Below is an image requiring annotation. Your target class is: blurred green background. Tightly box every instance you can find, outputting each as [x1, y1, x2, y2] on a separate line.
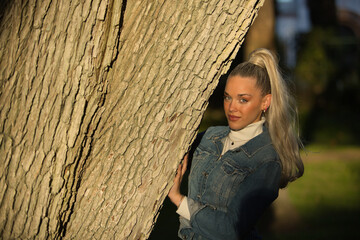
[150, 0, 360, 239]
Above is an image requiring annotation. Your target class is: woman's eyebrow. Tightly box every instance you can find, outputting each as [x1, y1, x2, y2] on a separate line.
[224, 91, 252, 97]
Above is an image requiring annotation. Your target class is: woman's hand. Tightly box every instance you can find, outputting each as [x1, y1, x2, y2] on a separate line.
[168, 154, 188, 207]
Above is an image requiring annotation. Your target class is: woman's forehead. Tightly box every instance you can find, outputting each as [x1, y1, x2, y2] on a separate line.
[225, 76, 260, 94]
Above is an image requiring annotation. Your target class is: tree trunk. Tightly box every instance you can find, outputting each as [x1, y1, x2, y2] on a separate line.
[0, 0, 264, 239]
[243, 0, 275, 58]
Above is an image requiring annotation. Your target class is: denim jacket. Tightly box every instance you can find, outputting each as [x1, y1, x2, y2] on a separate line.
[179, 125, 281, 240]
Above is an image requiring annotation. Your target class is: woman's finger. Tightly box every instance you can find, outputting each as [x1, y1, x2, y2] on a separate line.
[181, 154, 188, 175]
[174, 164, 182, 181]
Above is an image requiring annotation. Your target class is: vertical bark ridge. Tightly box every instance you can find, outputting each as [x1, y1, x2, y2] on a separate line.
[0, 0, 125, 238]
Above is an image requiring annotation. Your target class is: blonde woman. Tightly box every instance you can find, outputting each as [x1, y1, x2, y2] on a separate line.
[168, 48, 304, 240]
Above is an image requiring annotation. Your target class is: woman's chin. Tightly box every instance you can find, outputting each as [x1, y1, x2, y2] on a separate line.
[228, 124, 243, 131]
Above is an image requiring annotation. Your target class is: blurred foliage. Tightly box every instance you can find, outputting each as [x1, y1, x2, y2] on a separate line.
[295, 27, 336, 98]
[295, 25, 360, 146]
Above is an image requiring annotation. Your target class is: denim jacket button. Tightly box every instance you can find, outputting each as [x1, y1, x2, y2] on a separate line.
[202, 172, 208, 177]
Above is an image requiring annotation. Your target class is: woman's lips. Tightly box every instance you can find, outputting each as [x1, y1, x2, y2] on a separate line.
[228, 115, 240, 121]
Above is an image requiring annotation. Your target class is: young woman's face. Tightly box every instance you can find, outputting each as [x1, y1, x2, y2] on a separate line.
[224, 75, 271, 131]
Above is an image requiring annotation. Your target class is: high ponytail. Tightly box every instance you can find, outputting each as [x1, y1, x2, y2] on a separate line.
[230, 48, 304, 188]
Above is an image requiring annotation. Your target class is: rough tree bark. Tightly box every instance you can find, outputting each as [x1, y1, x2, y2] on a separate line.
[0, 0, 265, 239]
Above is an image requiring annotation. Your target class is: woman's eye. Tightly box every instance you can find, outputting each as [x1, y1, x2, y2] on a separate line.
[223, 95, 231, 101]
[239, 98, 248, 103]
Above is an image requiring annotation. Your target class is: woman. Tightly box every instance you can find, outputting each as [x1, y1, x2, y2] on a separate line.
[168, 48, 304, 240]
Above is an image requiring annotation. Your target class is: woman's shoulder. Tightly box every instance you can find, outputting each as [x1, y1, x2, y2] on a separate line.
[241, 130, 280, 162]
[203, 126, 229, 137]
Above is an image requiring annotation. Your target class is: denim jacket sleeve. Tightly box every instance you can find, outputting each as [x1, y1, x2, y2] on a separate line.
[183, 160, 281, 240]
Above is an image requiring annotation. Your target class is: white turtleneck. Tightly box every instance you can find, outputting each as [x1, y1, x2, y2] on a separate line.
[176, 118, 266, 220]
[221, 118, 265, 155]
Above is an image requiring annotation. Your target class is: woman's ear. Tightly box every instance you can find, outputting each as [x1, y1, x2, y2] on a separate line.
[262, 94, 272, 110]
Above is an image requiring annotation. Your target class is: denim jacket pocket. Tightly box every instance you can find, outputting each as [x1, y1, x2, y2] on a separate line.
[189, 147, 212, 181]
[211, 160, 251, 207]
[191, 147, 210, 166]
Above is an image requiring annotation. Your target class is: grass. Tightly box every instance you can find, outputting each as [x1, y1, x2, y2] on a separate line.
[263, 145, 360, 240]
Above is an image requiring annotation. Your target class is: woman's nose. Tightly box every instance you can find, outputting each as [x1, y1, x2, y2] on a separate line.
[229, 101, 236, 112]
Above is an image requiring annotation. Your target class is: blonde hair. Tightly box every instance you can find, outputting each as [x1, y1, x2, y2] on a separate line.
[229, 48, 304, 188]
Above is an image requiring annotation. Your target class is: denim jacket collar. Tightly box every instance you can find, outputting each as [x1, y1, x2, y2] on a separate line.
[207, 125, 273, 157]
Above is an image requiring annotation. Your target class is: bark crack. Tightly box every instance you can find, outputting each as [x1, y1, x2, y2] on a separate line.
[57, 1, 129, 238]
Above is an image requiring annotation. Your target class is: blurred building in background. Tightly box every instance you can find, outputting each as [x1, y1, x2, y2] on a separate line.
[336, 0, 360, 33]
[276, 0, 311, 68]
[276, 0, 360, 68]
